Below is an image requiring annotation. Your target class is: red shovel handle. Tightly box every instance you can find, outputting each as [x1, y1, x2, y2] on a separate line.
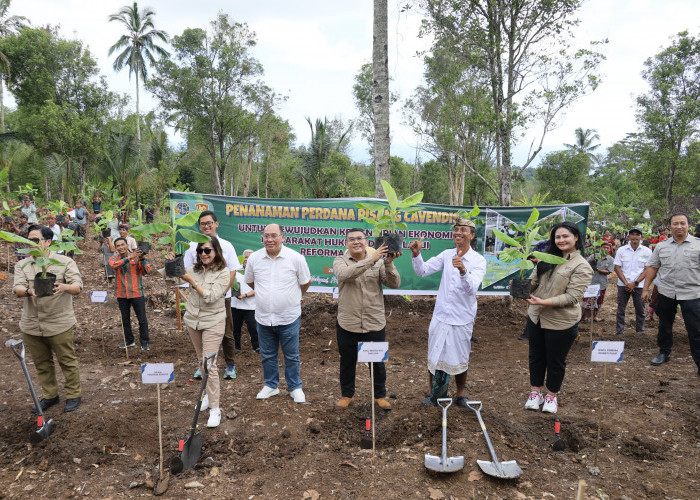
[37, 416, 43, 427]
[554, 419, 561, 434]
[365, 418, 371, 431]
[178, 438, 184, 451]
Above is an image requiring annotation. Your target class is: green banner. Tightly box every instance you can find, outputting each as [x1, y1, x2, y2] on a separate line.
[170, 191, 589, 295]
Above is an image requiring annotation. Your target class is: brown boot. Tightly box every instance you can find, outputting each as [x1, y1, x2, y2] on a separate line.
[375, 398, 392, 411]
[335, 396, 352, 408]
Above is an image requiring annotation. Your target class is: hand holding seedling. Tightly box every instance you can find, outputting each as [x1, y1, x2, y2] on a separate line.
[385, 251, 401, 264]
[372, 243, 389, 263]
[409, 237, 423, 257]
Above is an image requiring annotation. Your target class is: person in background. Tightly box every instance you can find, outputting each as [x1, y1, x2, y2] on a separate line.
[232, 249, 259, 352]
[44, 214, 62, 242]
[20, 197, 37, 224]
[72, 200, 87, 238]
[118, 225, 137, 251]
[523, 222, 592, 414]
[177, 238, 231, 428]
[582, 241, 614, 322]
[92, 193, 102, 216]
[613, 227, 651, 335]
[245, 223, 311, 404]
[145, 204, 155, 223]
[100, 236, 116, 283]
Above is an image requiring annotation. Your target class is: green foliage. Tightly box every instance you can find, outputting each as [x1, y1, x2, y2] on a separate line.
[356, 180, 424, 237]
[535, 150, 591, 203]
[0, 229, 79, 278]
[132, 209, 209, 256]
[492, 208, 567, 279]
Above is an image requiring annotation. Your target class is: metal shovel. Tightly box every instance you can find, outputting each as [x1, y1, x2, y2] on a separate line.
[170, 352, 216, 474]
[466, 401, 522, 479]
[425, 398, 464, 473]
[6, 339, 55, 443]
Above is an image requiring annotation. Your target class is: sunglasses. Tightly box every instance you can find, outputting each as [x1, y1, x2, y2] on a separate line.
[196, 247, 214, 255]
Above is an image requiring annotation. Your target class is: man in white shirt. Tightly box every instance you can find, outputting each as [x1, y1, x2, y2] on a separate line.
[184, 210, 242, 380]
[245, 223, 311, 403]
[409, 217, 487, 408]
[118, 225, 137, 251]
[232, 249, 258, 352]
[45, 214, 62, 242]
[613, 227, 652, 335]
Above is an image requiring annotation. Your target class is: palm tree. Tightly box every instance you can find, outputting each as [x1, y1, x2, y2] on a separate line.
[564, 127, 601, 163]
[0, 0, 28, 132]
[108, 2, 169, 141]
[297, 118, 351, 198]
[98, 132, 146, 199]
[372, 0, 390, 196]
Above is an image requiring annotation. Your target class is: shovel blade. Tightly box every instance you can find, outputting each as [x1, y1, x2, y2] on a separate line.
[179, 432, 202, 472]
[29, 418, 54, 444]
[154, 472, 170, 496]
[476, 459, 522, 479]
[424, 454, 464, 473]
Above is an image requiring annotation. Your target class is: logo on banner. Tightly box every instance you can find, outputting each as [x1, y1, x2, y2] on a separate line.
[174, 201, 191, 215]
[195, 202, 210, 211]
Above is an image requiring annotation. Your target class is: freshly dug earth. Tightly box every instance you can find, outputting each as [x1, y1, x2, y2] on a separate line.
[0, 241, 699, 499]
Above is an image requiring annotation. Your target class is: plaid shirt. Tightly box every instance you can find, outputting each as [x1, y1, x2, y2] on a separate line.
[109, 253, 151, 299]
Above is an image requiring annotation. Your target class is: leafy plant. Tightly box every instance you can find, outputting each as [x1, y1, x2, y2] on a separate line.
[457, 205, 486, 227]
[492, 208, 567, 279]
[355, 180, 423, 237]
[0, 230, 80, 278]
[132, 210, 209, 256]
[92, 210, 115, 237]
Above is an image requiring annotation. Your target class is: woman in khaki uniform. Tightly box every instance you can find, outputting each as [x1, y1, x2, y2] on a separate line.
[523, 221, 593, 414]
[179, 238, 230, 428]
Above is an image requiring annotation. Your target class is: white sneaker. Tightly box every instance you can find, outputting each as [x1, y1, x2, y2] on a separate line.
[256, 385, 280, 399]
[289, 388, 306, 403]
[542, 394, 558, 414]
[524, 390, 544, 410]
[207, 408, 221, 428]
[197, 394, 209, 412]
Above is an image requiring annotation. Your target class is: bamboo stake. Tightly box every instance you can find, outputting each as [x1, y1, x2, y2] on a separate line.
[370, 362, 376, 455]
[157, 384, 164, 481]
[175, 287, 182, 331]
[593, 364, 608, 467]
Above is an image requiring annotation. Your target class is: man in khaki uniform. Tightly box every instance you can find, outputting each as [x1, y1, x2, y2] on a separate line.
[333, 228, 401, 410]
[13, 225, 83, 413]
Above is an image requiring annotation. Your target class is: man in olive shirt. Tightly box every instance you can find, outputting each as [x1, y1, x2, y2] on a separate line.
[641, 213, 700, 373]
[13, 225, 83, 412]
[333, 228, 401, 410]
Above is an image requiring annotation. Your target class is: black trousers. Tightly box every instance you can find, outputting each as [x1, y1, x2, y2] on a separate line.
[527, 317, 578, 393]
[616, 286, 646, 333]
[232, 308, 258, 350]
[656, 293, 700, 368]
[336, 323, 386, 398]
[118, 296, 149, 345]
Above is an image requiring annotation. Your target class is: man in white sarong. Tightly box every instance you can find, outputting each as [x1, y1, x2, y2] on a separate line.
[409, 217, 487, 408]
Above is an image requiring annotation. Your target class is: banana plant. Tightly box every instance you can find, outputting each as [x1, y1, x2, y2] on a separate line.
[355, 180, 424, 237]
[492, 208, 567, 279]
[0, 230, 80, 278]
[132, 210, 209, 256]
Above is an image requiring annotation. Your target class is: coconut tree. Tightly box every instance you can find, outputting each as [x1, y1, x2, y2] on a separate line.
[564, 127, 601, 164]
[372, 0, 390, 197]
[108, 2, 169, 141]
[0, 0, 28, 132]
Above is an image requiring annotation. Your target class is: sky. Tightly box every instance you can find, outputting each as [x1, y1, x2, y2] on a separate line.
[10, 0, 700, 167]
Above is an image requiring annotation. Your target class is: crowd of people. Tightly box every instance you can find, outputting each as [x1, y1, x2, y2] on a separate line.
[8, 201, 700, 432]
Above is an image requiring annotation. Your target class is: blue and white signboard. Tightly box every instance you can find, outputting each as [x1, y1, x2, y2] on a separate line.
[357, 342, 389, 363]
[591, 341, 624, 363]
[141, 363, 175, 384]
[90, 291, 108, 303]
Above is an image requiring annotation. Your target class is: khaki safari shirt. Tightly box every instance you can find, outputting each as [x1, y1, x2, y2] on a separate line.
[334, 248, 400, 333]
[528, 251, 593, 330]
[13, 251, 83, 336]
[646, 234, 700, 300]
[183, 266, 230, 331]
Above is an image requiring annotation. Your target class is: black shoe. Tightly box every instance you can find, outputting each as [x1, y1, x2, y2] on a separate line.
[31, 396, 59, 414]
[650, 353, 670, 366]
[64, 397, 82, 413]
[140, 343, 150, 351]
[454, 396, 469, 408]
[472, 337, 480, 344]
[254, 347, 261, 353]
[517, 333, 529, 341]
[118, 341, 136, 349]
[234, 343, 242, 350]
[421, 395, 437, 407]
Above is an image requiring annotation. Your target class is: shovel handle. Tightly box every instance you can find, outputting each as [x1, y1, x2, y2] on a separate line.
[6, 339, 24, 360]
[436, 398, 452, 410]
[202, 352, 217, 375]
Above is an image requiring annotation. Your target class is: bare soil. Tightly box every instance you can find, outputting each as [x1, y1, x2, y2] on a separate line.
[0, 240, 699, 499]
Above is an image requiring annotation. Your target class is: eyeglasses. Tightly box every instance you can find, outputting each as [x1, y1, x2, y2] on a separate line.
[196, 247, 214, 255]
[199, 221, 215, 228]
[347, 236, 365, 242]
[263, 233, 281, 240]
[28, 238, 42, 243]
